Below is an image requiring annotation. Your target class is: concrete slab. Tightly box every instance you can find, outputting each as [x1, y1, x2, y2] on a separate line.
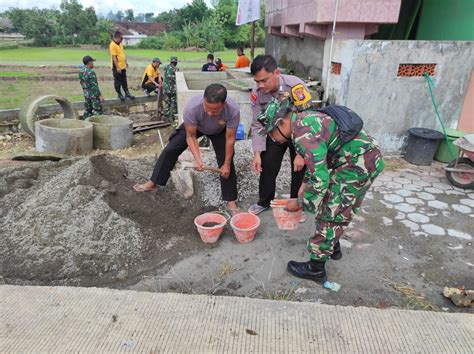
[1, 285, 473, 353]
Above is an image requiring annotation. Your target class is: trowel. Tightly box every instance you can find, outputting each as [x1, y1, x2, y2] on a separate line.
[171, 160, 221, 199]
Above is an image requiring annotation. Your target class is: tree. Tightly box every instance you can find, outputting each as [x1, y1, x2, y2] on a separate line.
[96, 18, 114, 46]
[125, 9, 134, 22]
[116, 10, 124, 21]
[144, 13, 154, 22]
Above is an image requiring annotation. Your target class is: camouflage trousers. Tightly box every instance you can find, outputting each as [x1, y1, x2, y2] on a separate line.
[308, 148, 384, 261]
[83, 96, 102, 119]
[162, 93, 177, 123]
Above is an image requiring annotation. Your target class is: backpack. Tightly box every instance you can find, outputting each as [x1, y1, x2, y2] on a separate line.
[317, 105, 363, 144]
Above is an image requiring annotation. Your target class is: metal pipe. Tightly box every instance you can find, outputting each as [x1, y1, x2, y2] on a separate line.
[324, 0, 340, 103]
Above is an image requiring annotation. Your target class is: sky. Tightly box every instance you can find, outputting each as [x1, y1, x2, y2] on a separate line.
[0, 0, 215, 16]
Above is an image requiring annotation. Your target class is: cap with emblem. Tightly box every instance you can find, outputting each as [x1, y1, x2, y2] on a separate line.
[257, 95, 292, 136]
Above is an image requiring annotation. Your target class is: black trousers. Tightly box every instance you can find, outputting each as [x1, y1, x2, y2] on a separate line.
[150, 124, 238, 201]
[142, 82, 158, 93]
[112, 68, 129, 94]
[258, 136, 306, 208]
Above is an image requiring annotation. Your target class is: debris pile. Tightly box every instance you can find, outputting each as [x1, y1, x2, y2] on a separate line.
[0, 154, 209, 286]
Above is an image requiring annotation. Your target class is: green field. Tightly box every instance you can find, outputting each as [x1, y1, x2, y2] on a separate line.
[0, 47, 263, 68]
[0, 47, 263, 109]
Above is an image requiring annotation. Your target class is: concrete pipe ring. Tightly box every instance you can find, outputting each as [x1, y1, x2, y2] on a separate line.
[20, 94, 79, 137]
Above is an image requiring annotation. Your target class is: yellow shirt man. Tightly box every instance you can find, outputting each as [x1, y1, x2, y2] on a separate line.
[142, 64, 160, 85]
[109, 40, 126, 70]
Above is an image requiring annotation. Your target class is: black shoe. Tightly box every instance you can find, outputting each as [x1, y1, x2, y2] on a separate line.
[331, 241, 343, 260]
[287, 259, 327, 283]
[125, 90, 135, 99]
[118, 93, 126, 101]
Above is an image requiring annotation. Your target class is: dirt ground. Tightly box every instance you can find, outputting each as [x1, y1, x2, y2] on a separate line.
[0, 134, 472, 313]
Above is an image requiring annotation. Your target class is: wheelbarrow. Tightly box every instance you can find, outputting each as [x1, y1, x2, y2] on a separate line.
[444, 134, 474, 189]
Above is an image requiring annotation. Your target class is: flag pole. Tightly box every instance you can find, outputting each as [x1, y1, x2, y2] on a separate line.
[250, 21, 256, 61]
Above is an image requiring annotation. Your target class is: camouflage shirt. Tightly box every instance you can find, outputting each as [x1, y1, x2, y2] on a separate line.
[163, 64, 177, 94]
[79, 66, 101, 98]
[292, 111, 381, 213]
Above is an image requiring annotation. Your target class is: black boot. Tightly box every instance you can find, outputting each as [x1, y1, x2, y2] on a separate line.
[330, 241, 343, 260]
[287, 259, 327, 283]
[117, 92, 126, 101]
[125, 90, 135, 99]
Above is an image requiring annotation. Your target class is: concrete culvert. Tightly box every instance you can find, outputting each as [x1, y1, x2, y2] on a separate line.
[35, 118, 93, 155]
[89, 115, 133, 150]
[20, 94, 79, 137]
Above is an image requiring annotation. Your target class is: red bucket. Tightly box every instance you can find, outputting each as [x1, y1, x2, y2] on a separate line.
[194, 212, 228, 244]
[230, 212, 260, 244]
[272, 207, 301, 230]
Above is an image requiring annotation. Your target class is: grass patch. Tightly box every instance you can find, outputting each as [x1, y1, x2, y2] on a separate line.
[0, 47, 263, 68]
[392, 283, 439, 311]
[262, 287, 298, 301]
[217, 262, 238, 279]
[0, 71, 36, 77]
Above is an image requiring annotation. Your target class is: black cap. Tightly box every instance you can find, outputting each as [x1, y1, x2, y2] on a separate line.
[82, 55, 95, 65]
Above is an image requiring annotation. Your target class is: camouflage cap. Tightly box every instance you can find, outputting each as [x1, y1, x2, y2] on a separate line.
[170, 56, 178, 62]
[257, 95, 292, 136]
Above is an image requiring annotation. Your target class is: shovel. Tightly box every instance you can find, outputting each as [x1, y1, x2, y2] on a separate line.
[171, 160, 221, 199]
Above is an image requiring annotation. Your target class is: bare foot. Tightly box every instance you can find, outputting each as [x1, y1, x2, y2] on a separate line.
[133, 181, 156, 192]
[227, 201, 241, 215]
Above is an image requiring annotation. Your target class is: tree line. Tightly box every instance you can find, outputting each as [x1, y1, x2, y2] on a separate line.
[1, 0, 265, 51]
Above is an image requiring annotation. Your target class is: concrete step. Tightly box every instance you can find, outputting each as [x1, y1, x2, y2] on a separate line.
[1, 285, 473, 352]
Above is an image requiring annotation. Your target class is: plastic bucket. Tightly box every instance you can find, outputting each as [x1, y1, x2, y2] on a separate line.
[272, 207, 302, 230]
[194, 213, 227, 244]
[434, 128, 466, 163]
[230, 213, 260, 244]
[404, 128, 444, 166]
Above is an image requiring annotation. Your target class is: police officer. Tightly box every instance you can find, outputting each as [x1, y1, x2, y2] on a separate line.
[257, 95, 384, 283]
[162, 56, 178, 122]
[248, 55, 309, 218]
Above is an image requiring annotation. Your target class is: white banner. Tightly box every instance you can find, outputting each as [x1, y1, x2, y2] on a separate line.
[236, 0, 261, 26]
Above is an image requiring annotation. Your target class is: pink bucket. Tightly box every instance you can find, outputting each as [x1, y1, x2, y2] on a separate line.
[194, 213, 228, 244]
[272, 207, 301, 230]
[230, 212, 260, 244]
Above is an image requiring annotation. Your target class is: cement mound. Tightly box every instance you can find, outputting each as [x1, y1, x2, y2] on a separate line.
[0, 155, 210, 286]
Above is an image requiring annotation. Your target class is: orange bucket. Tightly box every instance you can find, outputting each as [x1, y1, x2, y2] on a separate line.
[194, 212, 228, 244]
[272, 207, 301, 230]
[230, 212, 260, 244]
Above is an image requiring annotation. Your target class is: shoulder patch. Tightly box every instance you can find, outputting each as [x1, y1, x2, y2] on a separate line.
[250, 92, 257, 106]
[291, 84, 312, 111]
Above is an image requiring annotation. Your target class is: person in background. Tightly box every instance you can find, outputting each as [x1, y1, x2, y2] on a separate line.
[133, 84, 241, 214]
[202, 53, 219, 72]
[234, 47, 250, 68]
[248, 55, 307, 221]
[216, 58, 228, 71]
[162, 56, 179, 123]
[257, 96, 384, 283]
[109, 31, 135, 101]
[79, 55, 103, 120]
[142, 58, 162, 96]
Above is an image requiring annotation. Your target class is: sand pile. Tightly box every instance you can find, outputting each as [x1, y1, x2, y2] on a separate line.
[198, 139, 292, 206]
[0, 155, 209, 286]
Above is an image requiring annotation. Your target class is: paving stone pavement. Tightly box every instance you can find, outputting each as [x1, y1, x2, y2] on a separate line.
[370, 163, 473, 241]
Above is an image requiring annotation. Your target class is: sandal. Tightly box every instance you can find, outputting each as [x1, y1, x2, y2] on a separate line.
[299, 212, 307, 223]
[133, 183, 156, 192]
[248, 203, 269, 215]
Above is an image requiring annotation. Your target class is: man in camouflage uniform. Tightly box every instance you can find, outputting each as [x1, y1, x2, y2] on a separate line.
[79, 55, 103, 119]
[257, 96, 384, 283]
[162, 56, 178, 123]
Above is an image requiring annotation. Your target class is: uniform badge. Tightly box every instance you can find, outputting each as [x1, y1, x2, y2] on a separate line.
[250, 92, 257, 106]
[291, 84, 312, 111]
[217, 119, 225, 126]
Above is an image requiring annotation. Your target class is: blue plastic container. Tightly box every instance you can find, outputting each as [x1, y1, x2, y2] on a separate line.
[236, 122, 245, 140]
